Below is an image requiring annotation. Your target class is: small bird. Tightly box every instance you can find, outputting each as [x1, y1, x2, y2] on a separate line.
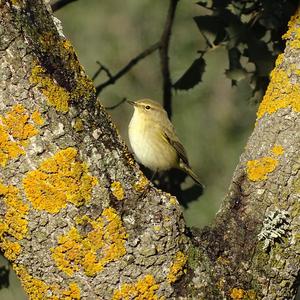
[128, 99, 202, 185]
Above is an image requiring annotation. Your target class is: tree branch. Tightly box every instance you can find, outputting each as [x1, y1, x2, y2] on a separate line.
[92, 61, 113, 81]
[1, 1, 300, 299]
[159, 0, 179, 118]
[95, 42, 160, 96]
[104, 97, 127, 110]
[51, 0, 77, 12]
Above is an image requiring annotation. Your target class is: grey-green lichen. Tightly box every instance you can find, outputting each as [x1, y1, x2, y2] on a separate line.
[258, 209, 290, 251]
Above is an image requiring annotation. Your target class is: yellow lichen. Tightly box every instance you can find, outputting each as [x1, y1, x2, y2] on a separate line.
[110, 181, 125, 201]
[230, 288, 245, 300]
[1, 239, 21, 261]
[246, 290, 257, 300]
[134, 175, 149, 192]
[31, 110, 45, 126]
[14, 265, 81, 300]
[73, 118, 84, 132]
[0, 105, 39, 166]
[257, 11, 300, 120]
[257, 68, 300, 119]
[0, 183, 29, 261]
[167, 251, 188, 283]
[0, 183, 29, 240]
[51, 207, 127, 276]
[217, 256, 230, 265]
[246, 157, 278, 181]
[275, 53, 284, 67]
[11, 0, 21, 5]
[23, 148, 98, 213]
[14, 265, 49, 300]
[283, 13, 300, 48]
[169, 197, 177, 205]
[30, 65, 70, 113]
[271, 145, 284, 156]
[282, 13, 300, 41]
[38, 34, 95, 102]
[61, 40, 96, 100]
[230, 288, 256, 300]
[112, 274, 161, 300]
[61, 282, 81, 300]
[30, 38, 96, 110]
[246, 145, 284, 182]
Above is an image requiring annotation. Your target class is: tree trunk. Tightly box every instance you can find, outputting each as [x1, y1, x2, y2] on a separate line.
[0, 1, 299, 299]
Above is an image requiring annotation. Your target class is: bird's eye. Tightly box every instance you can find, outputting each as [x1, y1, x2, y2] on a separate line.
[145, 105, 151, 110]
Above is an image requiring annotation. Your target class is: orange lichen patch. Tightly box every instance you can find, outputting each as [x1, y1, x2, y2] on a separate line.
[282, 12, 300, 47]
[0, 124, 24, 166]
[1, 239, 21, 261]
[112, 274, 161, 300]
[23, 148, 98, 213]
[31, 110, 45, 126]
[14, 265, 49, 300]
[271, 145, 284, 156]
[246, 157, 278, 182]
[169, 197, 177, 205]
[134, 175, 149, 192]
[11, 0, 21, 5]
[30, 65, 70, 113]
[110, 181, 125, 201]
[229, 288, 256, 300]
[230, 288, 244, 300]
[0, 182, 29, 240]
[61, 282, 81, 300]
[275, 53, 284, 67]
[51, 207, 127, 276]
[73, 118, 84, 132]
[167, 251, 188, 283]
[257, 68, 300, 119]
[51, 227, 82, 276]
[282, 13, 300, 41]
[0, 105, 39, 166]
[257, 11, 300, 120]
[60, 40, 96, 100]
[38, 34, 95, 102]
[217, 256, 230, 266]
[0, 182, 29, 261]
[14, 264, 81, 300]
[1, 104, 38, 140]
[246, 144, 284, 182]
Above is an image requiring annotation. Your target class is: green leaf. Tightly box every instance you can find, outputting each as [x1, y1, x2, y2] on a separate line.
[225, 47, 247, 85]
[173, 57, 206, 91]
[194, 15, 226, 45]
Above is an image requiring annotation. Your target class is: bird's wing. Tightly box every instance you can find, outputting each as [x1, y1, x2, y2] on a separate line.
[163, 129, 189, 166]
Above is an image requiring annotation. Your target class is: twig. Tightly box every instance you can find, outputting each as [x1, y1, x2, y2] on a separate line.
[159, 0, 179, 118]
[51, 0, 77, 12]
[95, 42, 161, 96]
[104, 98, 127, 110]
[92, 61, 113, 81]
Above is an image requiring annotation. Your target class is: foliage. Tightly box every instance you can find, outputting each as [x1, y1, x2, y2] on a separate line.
[174, 0, 298, 101]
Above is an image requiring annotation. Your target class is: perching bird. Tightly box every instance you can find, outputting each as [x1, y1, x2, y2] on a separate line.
[128, 99, 202, 185]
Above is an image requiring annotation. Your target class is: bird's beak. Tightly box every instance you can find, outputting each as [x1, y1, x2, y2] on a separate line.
[127, 100, 136, 106]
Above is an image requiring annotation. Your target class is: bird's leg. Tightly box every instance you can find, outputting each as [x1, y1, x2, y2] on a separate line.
[149, 170, 158, 182]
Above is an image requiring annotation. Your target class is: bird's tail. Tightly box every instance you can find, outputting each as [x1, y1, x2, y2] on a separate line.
[180, 163, 205, 188]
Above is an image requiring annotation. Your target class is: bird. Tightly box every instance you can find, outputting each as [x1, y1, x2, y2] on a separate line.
[128, 98, 202, 185]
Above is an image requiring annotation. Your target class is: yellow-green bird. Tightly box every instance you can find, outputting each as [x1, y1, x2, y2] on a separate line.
[128, 99, 202, 185]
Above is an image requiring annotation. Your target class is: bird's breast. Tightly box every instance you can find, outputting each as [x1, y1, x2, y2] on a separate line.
[128, 116, 177, 171]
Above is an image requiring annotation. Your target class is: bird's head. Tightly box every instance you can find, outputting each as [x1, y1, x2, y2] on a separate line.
[128, 99, 167, 122]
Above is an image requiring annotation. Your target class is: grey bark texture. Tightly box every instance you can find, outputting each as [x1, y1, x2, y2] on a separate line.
[0, 1, 299, 300]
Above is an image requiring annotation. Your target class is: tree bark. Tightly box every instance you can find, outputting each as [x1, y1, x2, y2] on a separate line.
[0, 1, 299, 300]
